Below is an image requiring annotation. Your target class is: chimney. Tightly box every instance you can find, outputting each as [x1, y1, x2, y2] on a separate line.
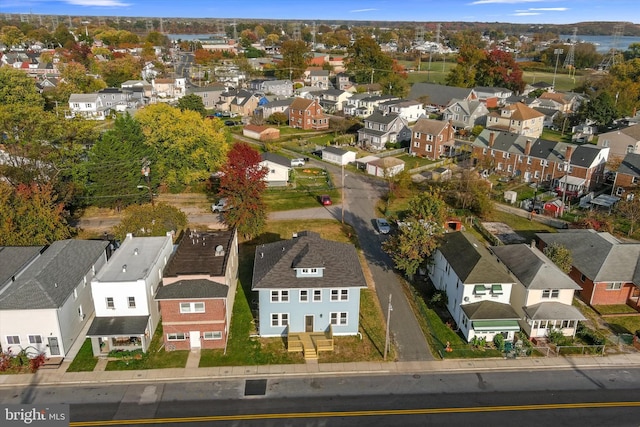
[525, 139, 532, 156]
[565, 145, 573, 162]
[489, 132, 495, 147]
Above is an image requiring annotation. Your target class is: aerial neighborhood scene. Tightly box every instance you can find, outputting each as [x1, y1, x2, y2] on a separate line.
[1, 0, 640, 424]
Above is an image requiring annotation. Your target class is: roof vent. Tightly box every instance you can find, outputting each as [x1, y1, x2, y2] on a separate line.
[260, 252, 264, 258]
[122, 264, 127, 272]
[215, 245, 225, 256]
[134, 248, 139, 255]
[54, 283, 58, 288]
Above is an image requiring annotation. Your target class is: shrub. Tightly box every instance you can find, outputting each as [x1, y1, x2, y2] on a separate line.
[576, 323, 605, 345]
[493, 334, 505, 351]
[430, 290, 448, 307]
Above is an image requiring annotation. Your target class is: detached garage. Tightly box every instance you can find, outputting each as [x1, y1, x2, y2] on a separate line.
[366, 157, 405, 177]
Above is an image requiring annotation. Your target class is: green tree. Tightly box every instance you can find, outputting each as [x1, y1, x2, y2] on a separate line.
[276, 40, 309, 80]
[113, 203, 187, 241]
[382, 191, 447, 277]
[217, 142, 268, 239]
[136, 104, 230, 190]
[0, 67, 44, 107]
[0, 25, 26, 48]
[99, 55, 143, 87]
[0, 182, 73, 245]
[267, 112, 288, 126]
[177, 93, 207, 117]
[347, 36, 394, 84]
[543, 242, 573, 274]
[579, 92, 618, 130]
[445, 43, 486, 88]
[616, 193, 640, 236]
[87, 114, 154, 208]
[145, 31, 169, 46]
[446, 169, 494, 217]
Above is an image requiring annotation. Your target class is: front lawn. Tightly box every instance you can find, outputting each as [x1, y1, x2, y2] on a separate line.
[66, 339, 98, 372]
[104, 324, 189, 371]
[594, 304, 638, 315]
[603, 316, 640, 336]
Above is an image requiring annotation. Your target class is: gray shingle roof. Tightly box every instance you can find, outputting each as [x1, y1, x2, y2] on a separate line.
[407, 83, 474, 106]
[536, 230, 640, 283]
[86, 315, 149, 336]
[461, 300, 520, 320]
[252, 231, 366, 290]
[437, 232, 513, 285]
[618, 152, 640, 177]
[523, 301, 585, 321]
[323, 146, 348, 156]
[155, 279, 229, 300]
[0, 240, 108, 310]
[491, 244, 581, 290]
[365, 111, 400, 125]
[0, 246, 45, 289]
[261, 152, 291, 168]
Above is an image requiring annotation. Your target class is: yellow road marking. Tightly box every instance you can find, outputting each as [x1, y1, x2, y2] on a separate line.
[70, 401, 640, 426]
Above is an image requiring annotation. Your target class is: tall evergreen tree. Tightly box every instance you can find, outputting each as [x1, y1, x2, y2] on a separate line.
[87, 114, 154, 208]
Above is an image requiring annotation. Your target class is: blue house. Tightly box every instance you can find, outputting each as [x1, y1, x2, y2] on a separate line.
[251, 231, 366, 358]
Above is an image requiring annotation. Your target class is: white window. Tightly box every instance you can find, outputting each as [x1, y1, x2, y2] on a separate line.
[413, 141, 420, 148]
[313, 290, 322, 302]
[167, 333, 186, 341]
[6, 336, 20, 345]
[106, 297, 115, 309]
[426, 144, 432, 152]
[180, 302, 205, 313]
[414, 132, 421, 138]
[542, 289, 560, 298]
[300, 290, 309, 302]
[271, 313, 289, 327]
[28, 335, 42, 344]
[497, 163, 503, 170]
[330, 312, 348, 325]
[483, 148, 487, 155]
[331, 289, 349, 301]
[507, 165, 513, 172]
[491, 150, 495, 157]
[203, 331, 222, 340]
[73, 288, 78, 300]
[540, 159, 548, 167]
[534, 171, 540, 179]
[527, 157, 532, 165]
[427, 134, 434, 142]
[616, 187, 624, 196]
[301, 268, 318, 274]
[128, 297, 136, 309]
[606, 282, 622, 290]
[271, 290, 289, 302]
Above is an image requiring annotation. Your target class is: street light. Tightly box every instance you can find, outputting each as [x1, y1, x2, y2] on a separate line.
[552, 48, 563, 89]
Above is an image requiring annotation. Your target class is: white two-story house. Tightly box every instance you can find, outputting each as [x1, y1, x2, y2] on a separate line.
[86, 233, 173, 356]
[429, 232, 520, 342]
[67, 93, 110, 120]
[491, 244, 585, 339]
[357, 111, 410, 151]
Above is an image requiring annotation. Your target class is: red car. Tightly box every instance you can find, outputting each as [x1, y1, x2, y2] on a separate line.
[319, 195, 332, 206]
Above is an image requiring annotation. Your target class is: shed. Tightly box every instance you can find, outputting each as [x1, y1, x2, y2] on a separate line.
[366, 157, 405, 177]
[504, 190, 517, 204]
[242, 125, 280, 141]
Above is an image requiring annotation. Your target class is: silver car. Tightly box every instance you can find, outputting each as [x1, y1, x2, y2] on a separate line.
[375, 218, 391, 234]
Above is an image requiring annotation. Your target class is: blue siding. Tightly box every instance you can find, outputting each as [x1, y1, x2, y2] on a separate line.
[257, 288, 361, 337]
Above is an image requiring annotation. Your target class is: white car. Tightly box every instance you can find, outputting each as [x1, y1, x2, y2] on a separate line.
[375, 218, 391, 234]
[291, 158, 306, 167]
[211, 198, 231, 213]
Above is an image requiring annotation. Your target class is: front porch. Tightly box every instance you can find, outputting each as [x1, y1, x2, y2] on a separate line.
[287, 327, 334, 360]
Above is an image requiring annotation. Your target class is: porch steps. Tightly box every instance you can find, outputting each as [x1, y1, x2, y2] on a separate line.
[300, 334, 318, 360]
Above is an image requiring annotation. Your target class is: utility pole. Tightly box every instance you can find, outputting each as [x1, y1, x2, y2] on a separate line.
[552, 48, 563, 89]
[384, 294, 393, 361]
[140, 161, 154, 207]
[341, 163, 345, 224]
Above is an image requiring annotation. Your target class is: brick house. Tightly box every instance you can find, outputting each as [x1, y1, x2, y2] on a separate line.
[472, 130, 609, 194]
[536, 230, 640, 308]
[613, 152, 640, 200]
[288, 97, 329, 130]
[154, 229, 238, 351]
[409, 118, 456, 160]
[486, 102, 545, 138]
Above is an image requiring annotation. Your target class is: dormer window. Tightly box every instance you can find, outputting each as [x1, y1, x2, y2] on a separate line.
[301, 268, 318, 274]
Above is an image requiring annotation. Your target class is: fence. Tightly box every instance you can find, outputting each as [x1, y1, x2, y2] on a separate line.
[555, 345, 606, 356]
[472, 217, 503, 246]
[377, 148, 408, 158]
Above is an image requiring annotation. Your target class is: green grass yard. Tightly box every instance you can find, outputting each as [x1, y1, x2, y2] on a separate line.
[66, 339, 98, 372]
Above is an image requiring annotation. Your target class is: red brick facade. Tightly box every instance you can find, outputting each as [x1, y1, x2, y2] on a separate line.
[159, 298, 227, 350]
[288, 98, 329, 130]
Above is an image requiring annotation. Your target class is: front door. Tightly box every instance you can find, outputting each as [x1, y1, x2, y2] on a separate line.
[524, 171, 531, 183]
[189, 331, 201, 349]
[305, 315, 314, 333]
[48, 337, 60, 356]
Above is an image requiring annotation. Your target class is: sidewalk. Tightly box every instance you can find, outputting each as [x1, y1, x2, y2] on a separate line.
[1, 352, 639, 388]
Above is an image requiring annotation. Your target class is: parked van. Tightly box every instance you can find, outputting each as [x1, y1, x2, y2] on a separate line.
[211, 198, 231, 213]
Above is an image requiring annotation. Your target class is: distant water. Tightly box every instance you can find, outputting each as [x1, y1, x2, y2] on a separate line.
[559, 35, 640, 53]
[168, 34, 221, 41]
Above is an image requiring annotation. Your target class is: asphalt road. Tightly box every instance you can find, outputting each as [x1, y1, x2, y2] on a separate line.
[4, 368, 639, 426]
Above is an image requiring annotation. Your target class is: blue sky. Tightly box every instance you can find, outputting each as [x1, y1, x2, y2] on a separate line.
[0, 0, 637, 24]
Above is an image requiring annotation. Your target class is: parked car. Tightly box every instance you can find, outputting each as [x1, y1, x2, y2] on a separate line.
[211, 198, 231, 212]
[319, 195, 332, 206]
[311, 150, 323, 157]
[224, 120, 236, 126]
[375, 218, 391, 234]
[291, 158, 306, 167]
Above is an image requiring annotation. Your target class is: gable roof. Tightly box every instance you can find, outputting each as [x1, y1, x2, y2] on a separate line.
[155, 279, 229, 300]
[261, 152, 291, 168]
[323, 146, 349, 156]
[365, 111, 401, 125]
[252, 231, 366, 290]
[491, 244, 580, 290]
[290, 97, 314, 110]
[437, 232, 513, 285]
[570, 144, 606, 168]
[499, 102, 545, 121]
[0, 246, 45, 289]
[618, 152, 640, 177]
[536, 230, 640, 283]
[412, 117, 450, 134]
[0, 240, 108, 310]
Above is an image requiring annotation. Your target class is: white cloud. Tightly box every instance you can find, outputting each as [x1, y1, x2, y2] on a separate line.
[512, 12, 541, 15]
[65, 0, 131, 7]
[529, 7, 568, 11]
[470, 0, 542, 4]
[350, 8, 379, 13]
